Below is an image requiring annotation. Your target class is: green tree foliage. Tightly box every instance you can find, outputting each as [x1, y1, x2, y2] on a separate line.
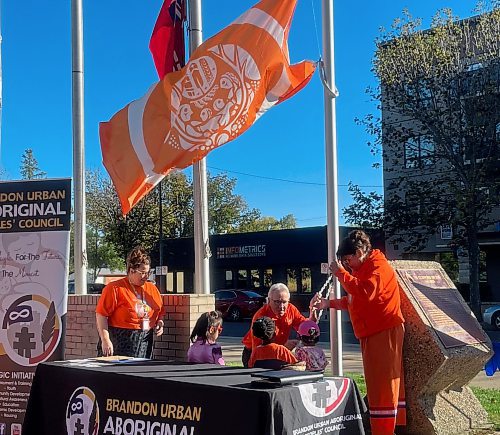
[86, 169, 159, 260]
[20, 148, 46, 179]
[86, 169, 296, 259]
[87, 227, 124, 281]
[343, 182, 384, 229]
[159, 171, 194, 238]
[208, 173, 264, 234]
[361, 5, 499, 317]
[237, 214, 297, 232]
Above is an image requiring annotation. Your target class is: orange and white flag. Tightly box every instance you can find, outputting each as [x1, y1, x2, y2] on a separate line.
[100, 0, 316, 214]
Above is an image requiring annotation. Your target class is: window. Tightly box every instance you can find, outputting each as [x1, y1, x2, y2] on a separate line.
[301, 268, 312, 293]
[405, 194, 434, 223]
[176, 272, 184, 293]
[166, 272, 174, 292]
[225, 270, 233, 289]
[237, 270, 247, 288]
[496, 122, 500, 142]
[403, 82, 433, 109]
[465, 62, 483, 72]
[251, 270, 260, 289]
[286, 269, 298, 293]
[263, 269, 272, 289]
[404, 136, 435, 168]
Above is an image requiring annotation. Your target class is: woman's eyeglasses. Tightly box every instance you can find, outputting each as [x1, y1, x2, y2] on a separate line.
[133, 269, 153, 277]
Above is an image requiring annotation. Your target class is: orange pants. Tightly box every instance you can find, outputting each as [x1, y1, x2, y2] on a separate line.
[360, 324, 406, 435]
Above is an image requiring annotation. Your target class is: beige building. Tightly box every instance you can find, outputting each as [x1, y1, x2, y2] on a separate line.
[379, 14, 500, 303]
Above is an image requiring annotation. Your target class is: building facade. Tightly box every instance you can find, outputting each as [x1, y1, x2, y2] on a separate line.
[153, 226, 383, 311]
[380, 14, 500, 303]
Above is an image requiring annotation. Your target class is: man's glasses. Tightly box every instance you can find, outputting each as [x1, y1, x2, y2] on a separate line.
[272, 299, 289, 306]
[133, 269, 153, 277]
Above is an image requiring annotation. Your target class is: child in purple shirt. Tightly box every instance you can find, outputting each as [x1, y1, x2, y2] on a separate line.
[294, 320, 328, 371]
[187, 311, 225, 365]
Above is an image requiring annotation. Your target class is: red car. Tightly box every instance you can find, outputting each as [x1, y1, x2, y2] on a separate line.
[215, 290, 266, 321]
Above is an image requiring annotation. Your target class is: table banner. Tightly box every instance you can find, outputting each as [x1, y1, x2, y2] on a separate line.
[24, 362, 366, 435]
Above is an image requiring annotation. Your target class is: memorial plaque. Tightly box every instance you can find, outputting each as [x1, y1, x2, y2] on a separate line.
[397, 268, 488, 348]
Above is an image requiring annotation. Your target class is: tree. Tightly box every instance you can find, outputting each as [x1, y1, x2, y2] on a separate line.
[159, 171, 194, 238]
[208, 173, 263, 234]
[85, 168, 294, 260]
[236, 214, 297, 232]
[20, 148, 46, 179]
[343, 182, 384, 228]
[362, 6, 500, 318]
[87, 228, 124, 282]
[86, 169, 159, 260]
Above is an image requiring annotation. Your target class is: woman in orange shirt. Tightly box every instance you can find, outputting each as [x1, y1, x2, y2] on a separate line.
[312, 230, 405, 435]
[95, 247, 165, 358]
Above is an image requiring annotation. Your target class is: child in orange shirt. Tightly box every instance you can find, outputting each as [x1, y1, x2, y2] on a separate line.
[248, 317, 297, 369]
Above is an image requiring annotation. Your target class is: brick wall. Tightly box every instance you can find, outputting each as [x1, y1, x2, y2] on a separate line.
[64, 293, 215, 361]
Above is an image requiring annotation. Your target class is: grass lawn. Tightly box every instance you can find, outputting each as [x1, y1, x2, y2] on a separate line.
[471, 387, 500, 431]
[345, 374, 500, 432]
[226, 362, 500, 431]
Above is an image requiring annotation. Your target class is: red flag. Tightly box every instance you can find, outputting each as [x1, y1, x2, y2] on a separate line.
[101, 0, 316, 214]
[149, 0, 186, 77]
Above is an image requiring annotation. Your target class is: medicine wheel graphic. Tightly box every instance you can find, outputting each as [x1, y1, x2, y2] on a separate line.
[66, 387, 100, 435]
[1, 293, 61, 366]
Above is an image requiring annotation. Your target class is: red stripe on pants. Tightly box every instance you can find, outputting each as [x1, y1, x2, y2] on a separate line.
[360, 324, 405, 435]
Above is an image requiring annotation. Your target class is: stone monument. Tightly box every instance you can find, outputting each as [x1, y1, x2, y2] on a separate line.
[391, 260, 493, 434]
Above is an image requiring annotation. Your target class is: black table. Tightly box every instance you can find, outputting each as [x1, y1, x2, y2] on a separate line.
[24, 360, 366, 435]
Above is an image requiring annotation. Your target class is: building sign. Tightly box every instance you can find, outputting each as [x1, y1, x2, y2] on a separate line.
[440, 224, 453, 240]
[0, 179, 71, 433]
[216, 244, 266, 259]
[155, 266, 168, 276]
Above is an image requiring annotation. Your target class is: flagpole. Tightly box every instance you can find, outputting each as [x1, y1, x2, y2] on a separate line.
[322, 0, 343, 376]
[71, 0, 88, 295]
[188, 0, 211, 295]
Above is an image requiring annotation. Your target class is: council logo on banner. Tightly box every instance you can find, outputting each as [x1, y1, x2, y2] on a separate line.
[296, 378, 350, 418]
[0, 291, 62, 366]
[66, 387, 100, 435]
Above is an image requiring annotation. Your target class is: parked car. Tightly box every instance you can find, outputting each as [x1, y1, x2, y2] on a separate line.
[214, 289, 266, 321]
[67, 282, 105, 295]
[484, 305, 500, 330]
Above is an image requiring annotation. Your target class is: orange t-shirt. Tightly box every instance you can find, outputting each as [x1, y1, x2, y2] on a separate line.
[248, 343, 298, 368]
[242, 303, 305, 350]
[332, 249, 404, 338]
[95, 277, 165, 329]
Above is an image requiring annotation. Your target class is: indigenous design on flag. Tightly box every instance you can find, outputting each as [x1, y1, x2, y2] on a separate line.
[149, 0, 186, 77]
[166, 45, 259, 152]
[295, 379, 351, 417]
[100, 0, 316, 214]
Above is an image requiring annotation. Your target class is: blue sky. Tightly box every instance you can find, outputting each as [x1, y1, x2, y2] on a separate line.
[1, 0, 477, 226]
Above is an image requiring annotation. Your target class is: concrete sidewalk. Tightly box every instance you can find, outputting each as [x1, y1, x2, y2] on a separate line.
[218, 336, 500, 389]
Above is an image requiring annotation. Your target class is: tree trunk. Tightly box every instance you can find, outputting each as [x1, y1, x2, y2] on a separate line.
[467, 225, 482, 322]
